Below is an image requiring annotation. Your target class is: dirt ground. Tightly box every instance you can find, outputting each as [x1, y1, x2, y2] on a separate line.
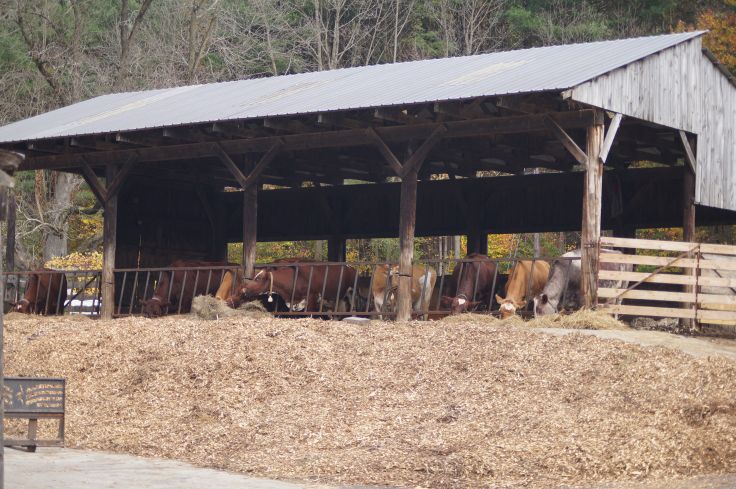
[3, 312, 736, 489]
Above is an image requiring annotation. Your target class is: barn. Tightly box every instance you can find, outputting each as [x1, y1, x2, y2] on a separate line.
[0, 30, 735, 320]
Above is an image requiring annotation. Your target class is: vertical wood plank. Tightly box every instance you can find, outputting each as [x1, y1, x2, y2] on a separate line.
[581, 112, 605, 308]
[683, 163, 697, 330]
[101, 164, 118, 320]
[397, 168, 418, 322]
[327, 237, 346, 262]
[6, 190, 15, 271]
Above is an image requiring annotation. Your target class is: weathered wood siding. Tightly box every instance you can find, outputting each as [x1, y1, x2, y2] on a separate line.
[568, 37, 736, 211]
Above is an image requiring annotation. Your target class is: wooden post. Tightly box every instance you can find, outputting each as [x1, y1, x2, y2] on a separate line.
[397, 168, 418, 322]
[5, 190, 14, 271]
[101, 165, 118, 320]
[242, 182, 258, 279]
[327, 237, 346, 262]
[683, 158, 697, 331]
[580, 112, 605, 308]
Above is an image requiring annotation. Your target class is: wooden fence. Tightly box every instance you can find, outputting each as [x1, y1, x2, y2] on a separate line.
[597, 236, 736, 327]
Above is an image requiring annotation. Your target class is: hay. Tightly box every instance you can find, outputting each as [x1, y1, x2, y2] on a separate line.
[5, 315, 736, 489]
[190, 295, 271, 320]
[440, 309, 627, 330]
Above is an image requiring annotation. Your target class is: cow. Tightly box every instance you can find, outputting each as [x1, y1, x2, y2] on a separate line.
[533, 249, 632, 316]
[495, 260, 550, 319]
[13, 269, 67, 315]
[371, 264, 436, 319]
[227, 261, 357, 315]
[141, 260, 235, 317]
[440, 254, 498, 315]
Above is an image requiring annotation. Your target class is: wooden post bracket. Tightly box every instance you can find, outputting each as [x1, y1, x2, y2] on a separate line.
[368, 124, 447, 178]
[599, 113, 623, 164]
[679, 130, 697, 173]
[80, 156, 136, 205]
[544, 115, 587, 166]
[215, 141, 283, 189]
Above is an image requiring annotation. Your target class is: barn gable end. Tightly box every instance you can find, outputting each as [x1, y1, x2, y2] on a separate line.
[567, 37, 736, 211]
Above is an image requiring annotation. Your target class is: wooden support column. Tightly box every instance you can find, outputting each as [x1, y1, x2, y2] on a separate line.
[397, 168, 418, 322]
[327, 237, 346, 262]
[680, 131, 697, 330]
[80, 157, 135, 320]
[243, 180, 258, 279]
[680, 131, 697, 242]
[580, 111, 605, 308]
[215, 143, 281, 279]
[101, 164, 118, 320]
[370, 125, 446, 321]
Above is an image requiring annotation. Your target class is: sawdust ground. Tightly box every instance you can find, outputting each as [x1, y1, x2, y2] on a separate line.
[3, 314, 736, 489]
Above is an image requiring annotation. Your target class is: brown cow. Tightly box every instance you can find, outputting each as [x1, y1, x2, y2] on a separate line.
[371, 264, 436, 319]
[440, 254, 498, 315]
[227, 261, 357, 314]
[14, 269, 67, 315]
[495, 260, 550, 319]
[141, 260, 235, 317]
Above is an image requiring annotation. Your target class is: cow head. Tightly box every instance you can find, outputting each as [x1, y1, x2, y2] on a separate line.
[495, 295, 526, 319]
[140, 297, 170, 318]
[533, 293, 556, 317]
[237, 269, 273, 300]
[12, 299, 31, 314]
[440, 294, 480, 315]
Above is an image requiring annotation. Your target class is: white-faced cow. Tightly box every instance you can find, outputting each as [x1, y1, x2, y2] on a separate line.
[533, 249, 631, 316]
[371, 264, 436, 319]
[495, 260, 550, 319]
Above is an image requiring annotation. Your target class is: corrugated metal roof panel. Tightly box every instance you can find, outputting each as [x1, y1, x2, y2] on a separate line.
[0, 31, 705, 144]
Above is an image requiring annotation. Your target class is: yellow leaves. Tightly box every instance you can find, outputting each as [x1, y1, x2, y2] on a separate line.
[697, 9, 736, 74]
[45, 251, 103, 270]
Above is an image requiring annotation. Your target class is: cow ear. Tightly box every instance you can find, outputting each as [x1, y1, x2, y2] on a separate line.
[540, 294, 548, 305]
[495, 294, 504, 304]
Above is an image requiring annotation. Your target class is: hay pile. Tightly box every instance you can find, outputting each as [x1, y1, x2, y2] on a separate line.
[442, 309, 628, 330]
[190, 295, 271, 320]
[4, 314, 736, 488]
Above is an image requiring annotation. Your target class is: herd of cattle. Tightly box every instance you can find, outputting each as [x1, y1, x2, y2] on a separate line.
[10, 248, 632, 320]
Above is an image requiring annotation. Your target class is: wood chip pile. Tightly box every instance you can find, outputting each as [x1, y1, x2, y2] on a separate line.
[4, 314, 736, 488]
[442, 309, 629, 330]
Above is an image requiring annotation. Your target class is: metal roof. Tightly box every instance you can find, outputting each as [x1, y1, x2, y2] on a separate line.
[0, 31, 705, 144]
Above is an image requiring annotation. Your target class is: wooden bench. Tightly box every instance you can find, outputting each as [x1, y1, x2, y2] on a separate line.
[3, 377, 65, 452]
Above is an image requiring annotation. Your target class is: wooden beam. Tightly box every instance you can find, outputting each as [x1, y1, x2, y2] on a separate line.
[22, 110, 599, 171]
[243, 142, 283, 188]
[5, 189, 15, 271]
[80, 162, 108, 204]
[679, 130, 697, 172]
[401, 125, 447, 177]
[214, 143, 248, 188]
[599, 113, 623, 164]
[580, 112, 604, 308]
[544, 116, 587, 166]
[366, 127, 404, 176]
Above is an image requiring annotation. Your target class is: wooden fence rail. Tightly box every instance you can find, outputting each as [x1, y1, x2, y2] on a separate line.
[598, 236, 736, 327]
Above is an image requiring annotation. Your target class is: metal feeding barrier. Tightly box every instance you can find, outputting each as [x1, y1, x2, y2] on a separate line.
[2, 270, 101, 317]
[110, 254, 581, 319]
